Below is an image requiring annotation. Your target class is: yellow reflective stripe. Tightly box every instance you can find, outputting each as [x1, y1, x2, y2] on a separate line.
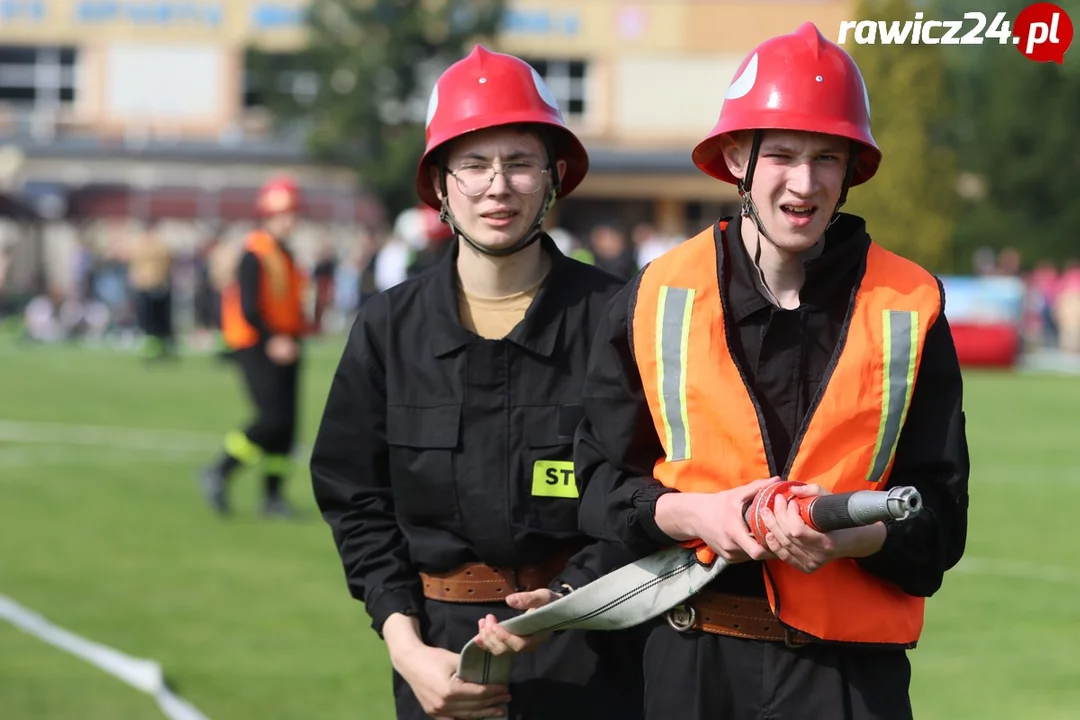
[224, 430, 263, 466]
[264, 454, 294, 477]
[867, 310, 919, 482]
[656, 286, 695, 462]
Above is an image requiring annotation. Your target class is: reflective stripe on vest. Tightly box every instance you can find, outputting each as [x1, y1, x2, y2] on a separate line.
[656, 286, 695, 462]
[868, 310, 919, 482]
[221, 231, 306, 350]
[631, 221, 941, 646]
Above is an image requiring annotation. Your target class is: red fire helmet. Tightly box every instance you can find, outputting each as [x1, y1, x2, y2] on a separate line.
[415, 45, 589, 210]
[692, 22, 881, 187]
[256, 175, 302, 216]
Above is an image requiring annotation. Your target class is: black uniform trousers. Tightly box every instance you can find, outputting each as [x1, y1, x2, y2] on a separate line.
[392, 599, 645, 720]
[136, 287, 174, 342]
[641, 619, 912, 720]
[233, 346, 300, 457]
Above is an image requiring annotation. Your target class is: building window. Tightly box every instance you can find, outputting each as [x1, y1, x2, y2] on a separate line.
[523, 58, 589, 121]
[0, 45, 78, 108]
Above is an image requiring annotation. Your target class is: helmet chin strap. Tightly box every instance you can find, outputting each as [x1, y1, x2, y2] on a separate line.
[736, 131, 857, 306]
[737, 131, 783, 306]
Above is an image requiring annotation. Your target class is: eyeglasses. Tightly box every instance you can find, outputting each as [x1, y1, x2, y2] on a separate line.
[447, 161, 549, 197]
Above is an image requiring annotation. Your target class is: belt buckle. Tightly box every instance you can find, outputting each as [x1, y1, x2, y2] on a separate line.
[784, 627, 811, 648]
[666, 604, 696, 633]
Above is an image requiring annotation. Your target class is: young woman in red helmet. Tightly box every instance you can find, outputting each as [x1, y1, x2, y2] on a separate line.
[309, 46, 644, 720]
[483, 22, 970, 720]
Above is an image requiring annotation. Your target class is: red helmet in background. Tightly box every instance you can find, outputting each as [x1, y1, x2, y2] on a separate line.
[415, 45, 589, 210]
[692, 22, 881, 187]
[394, 204, 454, 250]
[419, 204, 454, 243]
[256, 175, 302, 216]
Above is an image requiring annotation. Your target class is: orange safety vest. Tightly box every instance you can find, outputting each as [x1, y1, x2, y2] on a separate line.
[630, 221, 941, 646]
[221, 231, 307, 350]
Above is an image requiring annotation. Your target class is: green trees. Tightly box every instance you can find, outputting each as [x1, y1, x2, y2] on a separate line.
[247, 0, 504, 219]
[935, 0, 1080, 268]
[846, 0, 1080, 271]
[843, 0, 958, 271]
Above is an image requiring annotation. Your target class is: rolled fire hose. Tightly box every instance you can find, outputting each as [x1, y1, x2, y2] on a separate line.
[457, 483, 922, 714]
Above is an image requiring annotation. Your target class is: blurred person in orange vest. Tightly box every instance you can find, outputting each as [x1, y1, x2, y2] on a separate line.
[479, 23, 970, 720]
[309, 46, 644, 720]
[128, 221, 176, 361]
[200, 175, 309, 517]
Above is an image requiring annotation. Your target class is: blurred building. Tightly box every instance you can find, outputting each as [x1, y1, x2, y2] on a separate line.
[0, 0, 854, 294]
[0, 0, 376, 296]
[0, 0, 373, 220]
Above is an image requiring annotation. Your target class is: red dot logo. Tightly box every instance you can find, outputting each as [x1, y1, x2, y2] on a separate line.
[1013, 3, 1074, 64]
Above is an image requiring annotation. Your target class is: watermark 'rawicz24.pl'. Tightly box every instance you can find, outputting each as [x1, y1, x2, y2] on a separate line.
[837, 2, 1074, 64]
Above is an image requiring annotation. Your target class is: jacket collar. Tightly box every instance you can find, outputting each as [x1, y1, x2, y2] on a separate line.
[719, 213, 870, 322]
[425, 233, 567, 358]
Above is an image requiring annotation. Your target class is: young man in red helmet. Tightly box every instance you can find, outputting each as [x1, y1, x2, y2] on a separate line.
[479, 22, 970, 719]
[201, 176, 308, 518]
[309, 46, 644, 720]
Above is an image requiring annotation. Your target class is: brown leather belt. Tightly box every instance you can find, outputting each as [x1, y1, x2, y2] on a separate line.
[666, 591, 815, 647]
[420, 554, 570, 603]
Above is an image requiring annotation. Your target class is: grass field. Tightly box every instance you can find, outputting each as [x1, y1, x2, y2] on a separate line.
[2, 335, 1079, 719]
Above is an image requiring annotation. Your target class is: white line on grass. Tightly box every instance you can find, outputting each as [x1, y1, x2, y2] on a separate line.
[0, 420, 311, 459]
[0, 420, 220, 453]
[0, 594, 210, 720]
[0, 445, 205, 468]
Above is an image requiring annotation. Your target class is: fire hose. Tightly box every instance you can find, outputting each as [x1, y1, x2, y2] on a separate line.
[456, 482, 922, 715]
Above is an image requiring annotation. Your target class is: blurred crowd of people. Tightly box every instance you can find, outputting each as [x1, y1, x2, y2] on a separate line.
[359, 205, 684, 305]
[4, 212, 1078, 362]
[3, 223, 232, 355]
[974, 245, 1080, 355]
[0, 208, 687, 353]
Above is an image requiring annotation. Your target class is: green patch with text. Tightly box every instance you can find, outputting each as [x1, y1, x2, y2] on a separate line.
[531, 461, 578, 498]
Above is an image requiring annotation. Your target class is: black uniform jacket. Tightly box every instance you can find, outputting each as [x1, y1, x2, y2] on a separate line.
[310, 234, 638, 635]
[575, 215, 971, 600]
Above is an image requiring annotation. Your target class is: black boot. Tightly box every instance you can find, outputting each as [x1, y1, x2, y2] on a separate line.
[200, 455, 240, 516]
[261, 475, 293, 518]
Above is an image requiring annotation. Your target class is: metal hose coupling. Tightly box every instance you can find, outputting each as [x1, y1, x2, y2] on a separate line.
[795, 485, 923, 533]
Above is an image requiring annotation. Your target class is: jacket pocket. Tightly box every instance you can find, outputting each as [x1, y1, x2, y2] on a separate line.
[386, 405, 461, 524]
[522, 405, 580, 532]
